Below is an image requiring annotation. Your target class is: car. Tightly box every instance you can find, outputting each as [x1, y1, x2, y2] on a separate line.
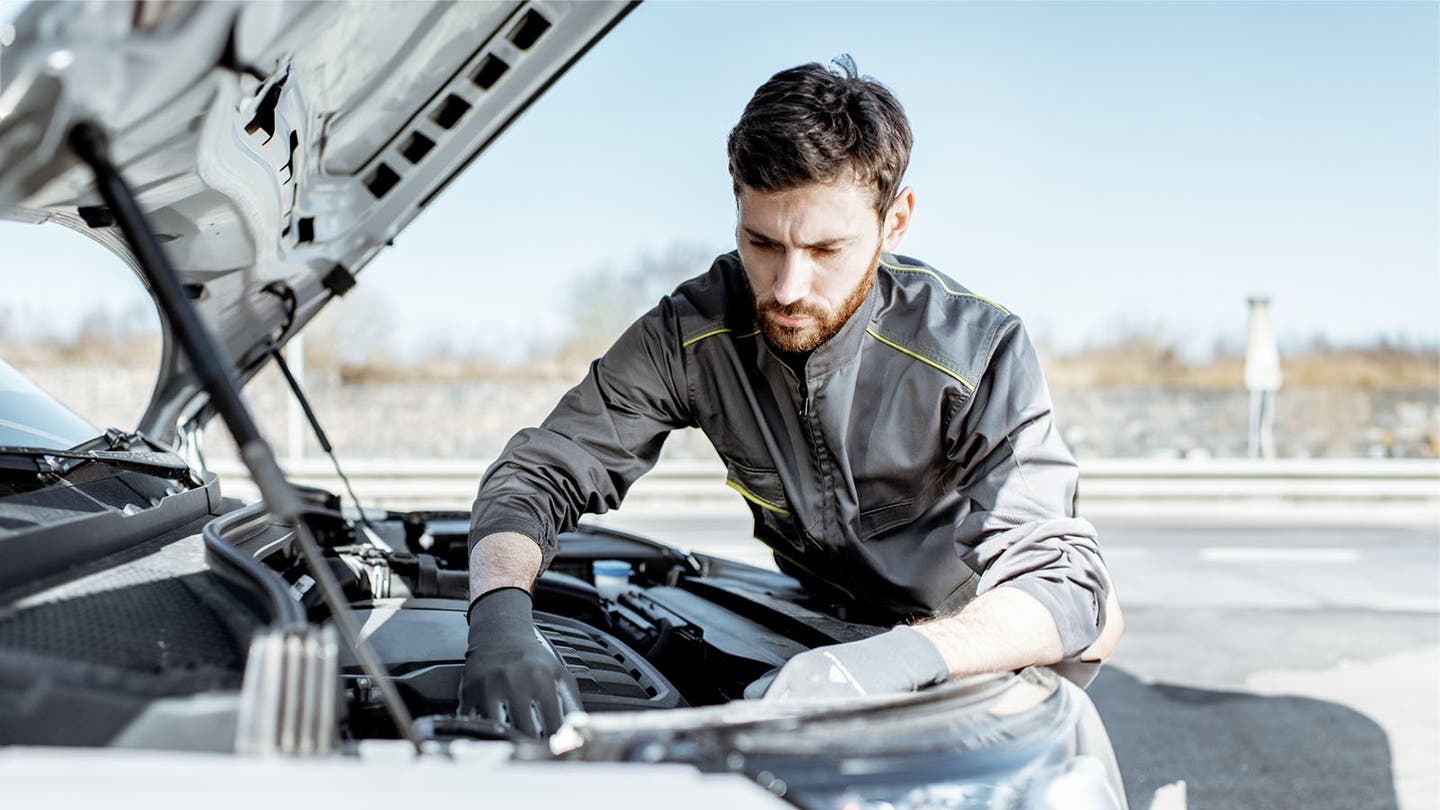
[0, 2, 1129, 807]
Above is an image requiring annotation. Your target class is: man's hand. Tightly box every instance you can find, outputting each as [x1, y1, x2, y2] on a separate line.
[458, 587, 582, 737]
[755, 626, 949, 700]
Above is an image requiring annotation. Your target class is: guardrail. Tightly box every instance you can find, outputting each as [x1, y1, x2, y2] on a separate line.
[207, 457, 1439, 522]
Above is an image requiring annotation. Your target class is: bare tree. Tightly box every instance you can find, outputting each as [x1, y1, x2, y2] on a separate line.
[565, 242, 721, 345]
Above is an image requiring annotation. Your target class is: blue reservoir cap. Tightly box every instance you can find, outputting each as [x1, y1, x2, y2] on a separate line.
[592, 559, 632, 577]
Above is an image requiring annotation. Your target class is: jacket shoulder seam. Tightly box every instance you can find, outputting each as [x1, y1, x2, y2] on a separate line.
[880, 259, 1011, 316]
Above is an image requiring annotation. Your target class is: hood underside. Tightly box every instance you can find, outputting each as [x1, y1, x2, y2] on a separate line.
[0, 0, 635, 444]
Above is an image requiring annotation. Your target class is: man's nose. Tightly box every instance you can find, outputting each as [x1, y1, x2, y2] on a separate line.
[772, 252, 813, 306]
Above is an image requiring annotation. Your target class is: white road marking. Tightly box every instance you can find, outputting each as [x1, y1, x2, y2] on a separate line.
[1200, 547, 1361, 563]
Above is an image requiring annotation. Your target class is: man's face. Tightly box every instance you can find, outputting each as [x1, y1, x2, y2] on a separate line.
[736, 179, 912, 353]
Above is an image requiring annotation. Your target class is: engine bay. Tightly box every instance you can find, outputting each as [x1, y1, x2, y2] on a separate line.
[0, 477, 888, 748]
[248, 488, 890, 741]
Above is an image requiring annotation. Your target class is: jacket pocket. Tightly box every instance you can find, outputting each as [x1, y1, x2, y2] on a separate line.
[725, 462, 807, 554]
[724, 462, 790, 516]
[858, 497, 915, 539]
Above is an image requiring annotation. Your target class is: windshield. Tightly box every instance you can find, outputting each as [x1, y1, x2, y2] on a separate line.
[0, 358, 99, 449]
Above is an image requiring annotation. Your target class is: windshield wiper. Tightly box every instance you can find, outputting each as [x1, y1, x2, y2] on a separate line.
[0, 427, 194, 481]
[0, 445, 195, 480]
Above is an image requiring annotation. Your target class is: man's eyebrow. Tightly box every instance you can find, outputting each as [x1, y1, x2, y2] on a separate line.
[741, 227, 853, 249]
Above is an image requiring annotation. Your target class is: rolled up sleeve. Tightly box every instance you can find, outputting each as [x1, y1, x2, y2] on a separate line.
[947, 317, 1112, 658]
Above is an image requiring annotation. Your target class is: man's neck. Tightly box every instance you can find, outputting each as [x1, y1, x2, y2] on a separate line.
[775, 348, 811, 376]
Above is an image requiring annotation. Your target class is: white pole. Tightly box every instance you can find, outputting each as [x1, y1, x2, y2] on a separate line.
[287, 334, 305, 462]
[1244, 296, 1282, 459]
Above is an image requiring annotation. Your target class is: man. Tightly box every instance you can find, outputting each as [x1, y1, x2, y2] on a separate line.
[460, 58, 1121, 738]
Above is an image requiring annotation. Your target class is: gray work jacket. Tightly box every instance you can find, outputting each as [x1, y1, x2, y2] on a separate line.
[471, 252, 1111, 657]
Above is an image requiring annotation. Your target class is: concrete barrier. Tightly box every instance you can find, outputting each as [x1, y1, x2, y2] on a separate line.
[205, 457, 1439, 525]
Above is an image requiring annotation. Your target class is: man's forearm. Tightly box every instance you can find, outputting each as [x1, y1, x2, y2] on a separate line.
[910, 586, 1066, 678]
[468, 531, 543, 601]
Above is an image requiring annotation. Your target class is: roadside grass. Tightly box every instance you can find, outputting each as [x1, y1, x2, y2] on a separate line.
[3, 332, 1435, 391]
[1041, 340, 1438, 390]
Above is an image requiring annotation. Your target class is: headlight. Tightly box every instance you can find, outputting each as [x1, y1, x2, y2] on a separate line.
[1024, 756, 1126, 810]
[803, 755, 1122, 810]
[565, 670, 1125, 810]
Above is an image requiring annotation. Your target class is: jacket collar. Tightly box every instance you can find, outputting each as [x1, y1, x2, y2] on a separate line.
[737, 254, 887, 381]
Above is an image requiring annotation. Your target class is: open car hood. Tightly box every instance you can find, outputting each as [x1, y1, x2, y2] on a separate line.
[0, 0, 635, 445]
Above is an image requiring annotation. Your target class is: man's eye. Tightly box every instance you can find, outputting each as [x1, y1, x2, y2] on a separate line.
[749, 240, 778, 250]
[813, 247, 839, 257]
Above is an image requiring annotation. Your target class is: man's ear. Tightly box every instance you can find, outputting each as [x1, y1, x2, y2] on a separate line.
[881, 187, 915, 252]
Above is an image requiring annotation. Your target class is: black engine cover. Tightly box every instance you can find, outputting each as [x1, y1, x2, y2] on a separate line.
[339, 598, 685, 719]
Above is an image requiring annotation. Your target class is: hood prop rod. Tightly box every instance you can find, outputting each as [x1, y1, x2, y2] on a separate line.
[269, 348, 390, 549]
[68, 122, 422, 753]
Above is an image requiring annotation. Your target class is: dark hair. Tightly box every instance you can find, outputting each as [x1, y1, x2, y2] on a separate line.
[727, 55, 912, 215]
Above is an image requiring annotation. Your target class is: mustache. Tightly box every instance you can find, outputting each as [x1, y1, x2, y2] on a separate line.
[754, 297, 824, 320]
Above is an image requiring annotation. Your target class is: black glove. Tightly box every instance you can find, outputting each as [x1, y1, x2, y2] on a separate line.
[458, 587, 583, 738]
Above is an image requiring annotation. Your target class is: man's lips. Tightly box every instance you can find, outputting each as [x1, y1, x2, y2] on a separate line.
[767, 312, 813, 328]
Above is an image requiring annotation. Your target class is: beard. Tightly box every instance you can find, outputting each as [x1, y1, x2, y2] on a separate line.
[752, 246, 880, 354]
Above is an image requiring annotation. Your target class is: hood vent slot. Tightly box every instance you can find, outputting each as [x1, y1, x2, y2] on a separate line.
[365, 163, 400, 199]
[430, 94, 471, 130]
[400, 132, 436, 164]
[471, 54, 510, 90]
[508, 8, 551, 50]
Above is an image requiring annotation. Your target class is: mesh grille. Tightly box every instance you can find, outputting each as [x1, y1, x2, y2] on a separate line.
[0, 535, 253, 688]
[0, 576, 243, 675]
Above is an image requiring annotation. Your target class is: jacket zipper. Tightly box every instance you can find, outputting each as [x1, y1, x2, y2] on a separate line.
[797, 378, 810, 416]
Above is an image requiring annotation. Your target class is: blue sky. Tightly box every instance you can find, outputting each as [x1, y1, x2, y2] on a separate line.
[4, 1, 1437, 361]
